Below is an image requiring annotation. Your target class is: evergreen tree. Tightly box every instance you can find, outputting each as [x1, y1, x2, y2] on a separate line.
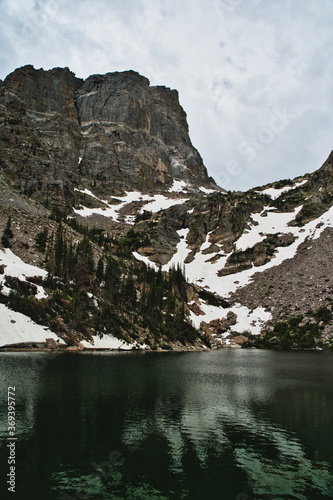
[123, 274, 137, 307]
[34, 228, 48, 253]
[156, 266, 163, 287]
[54, 224, 65, 276]
[104, 257, 121, 302]
[146, 275, 156, 311]
[74, 236, 95, 291]
[96, 257, 104, 283]
[1, 216, 13, 248]
[166, 293, 176, 315]
[63, 239, 76, 283]
[45, 231, 55, 280]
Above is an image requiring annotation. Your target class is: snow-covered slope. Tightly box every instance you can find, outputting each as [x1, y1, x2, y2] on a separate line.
[81, 335, 141, 350]
[0, 249, 57, 347]
[132, 179, 333, 340]
[0, 303, 64, 347]
[134, 204, 333, 296]
[0, 248, 48, 299]
[74, 189, 189, 224]
[259, 180, 308, 200]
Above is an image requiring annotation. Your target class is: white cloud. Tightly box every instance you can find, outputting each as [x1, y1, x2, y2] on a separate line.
[1, 0, 332, 191]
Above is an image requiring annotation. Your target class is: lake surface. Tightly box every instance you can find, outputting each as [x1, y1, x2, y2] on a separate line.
[0, 349, 333, 499]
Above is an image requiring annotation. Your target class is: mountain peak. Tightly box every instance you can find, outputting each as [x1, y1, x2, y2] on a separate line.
[75, 68, 216, 193]
[0, 65, 218, 211]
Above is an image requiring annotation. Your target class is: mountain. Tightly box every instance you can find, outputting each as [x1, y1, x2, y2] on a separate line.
[0, 65, 332, 351]
[0, 65, 218, 212]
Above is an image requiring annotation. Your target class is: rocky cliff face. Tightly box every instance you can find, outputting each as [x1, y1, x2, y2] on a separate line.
[76, 71, 213, 193]
[0, 65, 82, 211]
[0, 65, 216, 213]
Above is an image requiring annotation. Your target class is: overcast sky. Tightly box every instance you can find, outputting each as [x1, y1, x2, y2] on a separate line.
[1, 0, 332, 191]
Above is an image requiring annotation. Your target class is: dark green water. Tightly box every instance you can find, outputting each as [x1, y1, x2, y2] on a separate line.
[0, 349, 333, 500]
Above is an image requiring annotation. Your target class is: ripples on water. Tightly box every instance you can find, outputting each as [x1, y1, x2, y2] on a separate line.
[0, 349, 333, 499]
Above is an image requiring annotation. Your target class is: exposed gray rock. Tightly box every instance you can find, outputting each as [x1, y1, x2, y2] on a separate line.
[75, 70, 215, 193]
[0, 65, 217, 214]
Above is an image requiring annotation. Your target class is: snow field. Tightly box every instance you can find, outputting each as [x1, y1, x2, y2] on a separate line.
[189, 301, 271, 336]
[260, 179, 308, 200]
[140, 195, 189, 213]
[0, 301, 139, 349]
[235, 206, 303, 252]
[0, 303, 64, 347]
[199, 186, 219, 194]
[0, 249, 147, 348]
[168, 180, 188, 192]
[185, 204, 333, 297]
[74, 188, 189, 223]
[135, 203, 333, 297]
[0, 249, 48, 299]
[80, 335, 137, 350]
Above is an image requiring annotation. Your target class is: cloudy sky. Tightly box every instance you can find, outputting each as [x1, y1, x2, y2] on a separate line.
[1, 0, 332, 191]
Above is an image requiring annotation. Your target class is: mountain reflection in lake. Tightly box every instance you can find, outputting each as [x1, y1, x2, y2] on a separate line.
[0, 349, 333, 499]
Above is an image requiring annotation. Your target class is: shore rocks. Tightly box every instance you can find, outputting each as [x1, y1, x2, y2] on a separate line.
[46, 338, 57, 350]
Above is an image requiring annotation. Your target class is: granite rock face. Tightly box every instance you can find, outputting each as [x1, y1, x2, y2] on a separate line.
[3, 65, 82, 117]
[0, 65, 82, 211]
[75, 70, 214, 192]
[0, 65, 216, 212]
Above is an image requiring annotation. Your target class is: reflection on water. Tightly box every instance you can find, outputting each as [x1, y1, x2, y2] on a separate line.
[0, 350, 333, 499]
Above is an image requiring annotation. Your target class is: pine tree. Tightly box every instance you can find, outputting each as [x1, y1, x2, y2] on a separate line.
[166, 293, 176, 315]
[96, 257, 104, 283]
[123, 275, 137, 307]
[34, 228, 48, 253]
[45, 231, 55, 280]
[63, 239, 75, 283]
[54, 224, 64, 276]
[156, 266, 163, 287]
[74, 236, 95, 291]
[146, 275, 156, 311]
[1, 216, 13, 248]
[104, 258, 121, 302]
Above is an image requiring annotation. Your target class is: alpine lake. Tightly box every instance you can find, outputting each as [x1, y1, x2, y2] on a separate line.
[0, 349, 333, 500]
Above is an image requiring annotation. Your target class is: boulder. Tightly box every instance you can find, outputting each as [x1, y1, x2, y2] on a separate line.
[233, 335, 248, 345]
[46, 338, 57, 349]
[188, 302, 205, 316]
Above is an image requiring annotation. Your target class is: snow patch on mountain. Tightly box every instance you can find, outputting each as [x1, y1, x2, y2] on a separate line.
[199, 186, 219, 194]
[132, 228, 191, 272]
[0, 249, 48, 299]
[141, 195, 189, 213]
[132, 251, 157, 269]
[80, 335, 137, 350]
[230, 305, 271, 335]
[192, 204, 333, 297]
[135, 203, 333, 298]
[74, 189, 188, 223]
[189, 299, 271, 337]
[235, 206, 302, 251]
[168, 180, 188, 192]
[260, 180, 308, 200]
[0, 303, 63, 347]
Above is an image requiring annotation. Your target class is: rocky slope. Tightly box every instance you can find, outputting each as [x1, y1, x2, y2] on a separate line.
[129, 151, 333, 348]
[0, 65, 332, 350]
